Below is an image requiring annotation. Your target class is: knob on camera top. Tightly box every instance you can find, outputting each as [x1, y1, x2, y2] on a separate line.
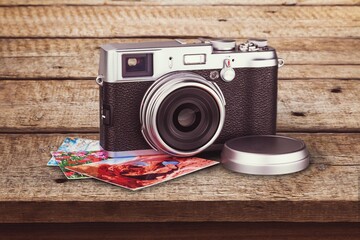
[210, 38, 269, 52]
[211, 39, 236, 51]
[248, 39, 268, 48]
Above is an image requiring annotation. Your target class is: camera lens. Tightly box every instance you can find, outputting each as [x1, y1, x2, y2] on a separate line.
[174, 103, 201, 131]
[140, 72, 225, 156]
[156, 87, 220, 152]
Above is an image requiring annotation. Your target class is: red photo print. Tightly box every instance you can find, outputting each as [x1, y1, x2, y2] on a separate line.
[67, 155, 218, 190]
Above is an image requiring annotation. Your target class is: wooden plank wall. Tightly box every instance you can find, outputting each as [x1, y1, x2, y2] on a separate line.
[0, 1, 359, 134]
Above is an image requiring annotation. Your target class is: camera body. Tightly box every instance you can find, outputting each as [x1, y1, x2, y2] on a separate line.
[97, 39, 280, 157]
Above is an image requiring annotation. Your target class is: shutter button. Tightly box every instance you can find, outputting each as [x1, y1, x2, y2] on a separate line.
[220, 59, 235, 82]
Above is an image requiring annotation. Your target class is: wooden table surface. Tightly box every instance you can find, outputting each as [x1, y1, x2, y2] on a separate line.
[0, 0, 359, 239]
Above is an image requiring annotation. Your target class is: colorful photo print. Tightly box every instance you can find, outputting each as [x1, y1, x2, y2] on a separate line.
[52, 150, 108, 179]
[47, 138, 100, 166]
[66, 155, 219, 190]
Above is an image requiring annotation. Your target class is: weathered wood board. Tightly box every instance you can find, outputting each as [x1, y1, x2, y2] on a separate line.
[1, 38, 359, 79]
[0, 6, 359, 38]
[0, 79, 359, 132]
[1, 0, 359, 5]
[1, 222, 359, 240]
[0, 133, 358, 223]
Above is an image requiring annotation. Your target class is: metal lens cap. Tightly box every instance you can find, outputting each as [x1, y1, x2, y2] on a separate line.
[221, 135, 310, 175]
[211, 39, 236, 51]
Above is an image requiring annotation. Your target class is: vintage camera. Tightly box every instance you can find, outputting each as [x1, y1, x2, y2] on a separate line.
[96, 39, 283, 157]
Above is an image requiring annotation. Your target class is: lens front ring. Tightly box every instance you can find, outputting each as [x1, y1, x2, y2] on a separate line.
[140, 72, 226, 157]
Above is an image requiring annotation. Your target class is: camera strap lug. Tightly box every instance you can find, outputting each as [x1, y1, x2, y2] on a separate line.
[96, 75, 104, 86]
[277, 58, 285, 68]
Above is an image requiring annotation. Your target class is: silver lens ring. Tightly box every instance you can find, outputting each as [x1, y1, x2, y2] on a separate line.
[140, 72, 226, 156]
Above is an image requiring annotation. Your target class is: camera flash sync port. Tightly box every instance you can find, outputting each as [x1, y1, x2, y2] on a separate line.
[210, 71, 219, 80]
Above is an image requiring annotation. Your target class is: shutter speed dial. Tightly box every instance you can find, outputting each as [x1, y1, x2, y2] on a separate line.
[220, 59, 235, 82]
[211, 39, 236, 51]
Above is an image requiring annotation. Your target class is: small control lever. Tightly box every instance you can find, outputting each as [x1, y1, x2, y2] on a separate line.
[220, 59, 235, 82]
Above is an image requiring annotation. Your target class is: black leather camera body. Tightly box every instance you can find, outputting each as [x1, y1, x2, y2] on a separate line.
[96, 39, 282, 157]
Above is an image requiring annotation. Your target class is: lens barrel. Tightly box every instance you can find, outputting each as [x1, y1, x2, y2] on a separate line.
[140, 72, 226, 156]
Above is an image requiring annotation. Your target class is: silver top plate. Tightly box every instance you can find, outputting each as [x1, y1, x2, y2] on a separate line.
[98, 39, 279, 83]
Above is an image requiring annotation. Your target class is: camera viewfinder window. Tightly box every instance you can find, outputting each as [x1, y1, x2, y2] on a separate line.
[122, 53, 153, 78]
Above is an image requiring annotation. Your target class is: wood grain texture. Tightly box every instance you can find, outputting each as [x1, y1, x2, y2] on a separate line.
[1, 0, 359, 6]
[0, 6, 359, 38]
[0, 79, 359, 132]
[0, 133, 358, 223]
[1, 38, 359, 65]
[1, 132, 359, 166]
[0, 222, 359, 240]
[1, 38, 359, 79]
[0, 0, 359, 228]
[2, 59, 358, 79]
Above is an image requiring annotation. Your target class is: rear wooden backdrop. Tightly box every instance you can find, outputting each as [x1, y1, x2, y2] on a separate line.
[0, 0, 359, 135]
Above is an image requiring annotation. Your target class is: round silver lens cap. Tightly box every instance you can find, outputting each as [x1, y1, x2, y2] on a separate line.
[221, 135, 310, 175]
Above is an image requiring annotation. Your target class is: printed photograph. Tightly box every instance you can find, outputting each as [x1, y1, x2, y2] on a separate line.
[52, 150, 108, 179]
[47, 138, 100, 166]
[66, 155, 219, 190]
